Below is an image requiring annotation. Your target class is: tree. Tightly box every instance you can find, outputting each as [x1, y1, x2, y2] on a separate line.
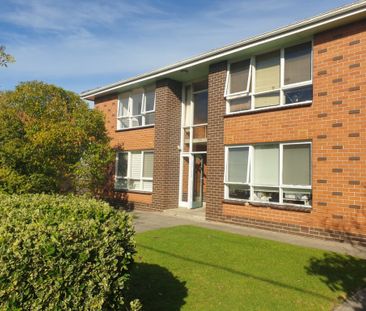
[0, 46, 15, 67]
[0, 81, 115, 194]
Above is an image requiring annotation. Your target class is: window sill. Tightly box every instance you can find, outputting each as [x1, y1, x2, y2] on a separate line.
[116, 124, 154, 132]
[222, 199, 312, 213]
[114, 188, 152, 195]
[224, 101, 312, 118]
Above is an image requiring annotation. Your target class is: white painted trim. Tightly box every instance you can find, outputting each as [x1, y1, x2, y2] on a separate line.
[81, 3, 366, 99]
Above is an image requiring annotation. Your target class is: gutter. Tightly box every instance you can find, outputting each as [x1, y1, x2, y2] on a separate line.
[80, 1, 366, 100]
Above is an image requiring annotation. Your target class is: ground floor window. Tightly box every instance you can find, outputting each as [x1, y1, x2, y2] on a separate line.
[115, 150, 154, 192]
[225, 142, 311, 207]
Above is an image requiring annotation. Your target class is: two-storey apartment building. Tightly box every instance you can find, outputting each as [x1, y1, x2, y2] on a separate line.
[81, 2, 366, 244]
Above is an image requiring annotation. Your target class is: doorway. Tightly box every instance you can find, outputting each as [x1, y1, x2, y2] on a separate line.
[179, 80, 208, 209]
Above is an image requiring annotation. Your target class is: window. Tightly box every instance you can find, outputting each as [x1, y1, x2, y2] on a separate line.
[225, 142, 311, 207]
[117, 85, 155, 129]
[182, 80, 208, 153]
[225, 42, 312, 113]
[115, 151, 154, 192]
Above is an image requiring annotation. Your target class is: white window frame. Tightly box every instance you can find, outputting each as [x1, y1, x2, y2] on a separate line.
[225, 41, 313, 115]
[180, 81, 208, 155]
[224, 141, 312, 207]
[117, 85, 156, 130]
[115, 150, 154, 192]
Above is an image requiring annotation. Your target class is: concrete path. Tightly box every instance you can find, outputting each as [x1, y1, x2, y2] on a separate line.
[132, 210, 366, 259]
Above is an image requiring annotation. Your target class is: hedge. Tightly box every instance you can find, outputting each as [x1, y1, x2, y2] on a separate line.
[0, 194, 139, 310]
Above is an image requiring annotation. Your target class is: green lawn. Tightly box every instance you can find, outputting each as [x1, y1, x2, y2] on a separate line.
[128, 226, 366, 311]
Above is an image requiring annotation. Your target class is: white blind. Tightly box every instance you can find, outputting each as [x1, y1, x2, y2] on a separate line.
[131, 92, 143, 116]
[255, 92, 280, 108]
[254, 145, 279, 186]
[130, 152, 142, 179]
[228, 148, 249, 183]
[255, 51, 280, 93]
[284, 42, 312, 85]
[143, 152, 154, 178]
[283, 144, 311, 185]
[145, 90, 155, 112]
[118, 95, 129, 117]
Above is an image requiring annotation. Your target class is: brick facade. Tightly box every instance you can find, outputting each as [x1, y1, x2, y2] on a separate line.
[92, 18, 366, 244]
[206, 61, 227, 220]
[152, 79, 182, 210]
[208, 20, 366, 245]
[94, 94, 154, 209]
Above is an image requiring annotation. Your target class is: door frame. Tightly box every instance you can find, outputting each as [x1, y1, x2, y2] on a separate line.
[178, 81, 208, 209]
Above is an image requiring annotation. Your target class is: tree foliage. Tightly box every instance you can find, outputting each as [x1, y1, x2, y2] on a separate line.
[0, 81, 114, 194]
[0, 46, 15, 67]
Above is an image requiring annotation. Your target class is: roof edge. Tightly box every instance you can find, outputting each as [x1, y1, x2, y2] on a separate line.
[81, 1, 366, 100]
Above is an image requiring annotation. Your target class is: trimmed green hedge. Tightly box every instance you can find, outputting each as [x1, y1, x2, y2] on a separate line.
[0, 194, 138, 310]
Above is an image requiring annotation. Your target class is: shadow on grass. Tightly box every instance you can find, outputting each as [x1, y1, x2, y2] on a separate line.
[306, 253, 366, 306]
[139, 244, 334, 302]
[127, 263, 187, 311]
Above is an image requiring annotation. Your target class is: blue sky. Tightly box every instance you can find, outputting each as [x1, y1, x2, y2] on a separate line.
[0, 0, 355, 94]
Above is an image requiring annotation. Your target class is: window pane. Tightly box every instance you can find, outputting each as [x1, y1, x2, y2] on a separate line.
[117, 153, 128, 177]
[131, 92, 143, 116]
[119, 117, 129, 129]
[115, 178, 127, 190]
[283, 188, 312, 206]
[253, 186, 279, 203]
[283, 144, 311, 185]
[145, 112, 155, 125]
[130, 152, 142, 179]
[193, 80, 208, 92]
[143, 180, 153, 192]
[285, 42, 312, 85]
[193, 91, 208, 124]
[284, 85, 312, 104]
[255, 51, 280, 93]
[143, 152, 154, 178]
[229, 96, 251, 112]
[230, 60, 250, 94]
[228, 184, 250, 200]
[128, 180, 140, 190]
[255, 92, 280, 108]
[131, 116, 142, 127]
[228, 147, 249, 183]
[254, 144, 279, 186]
[145, 90, 155, 112]
[118, 96, 129, 117]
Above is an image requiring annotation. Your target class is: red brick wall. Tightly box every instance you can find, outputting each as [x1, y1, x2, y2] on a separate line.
[94, 94, 154, 207]
[206, 61, 227, 218]
[152, 79, 182, 210]
[207, 20, 366, 244]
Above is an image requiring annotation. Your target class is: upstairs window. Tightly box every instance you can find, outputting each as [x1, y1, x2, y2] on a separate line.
[117, 85, 155, 130]
[225, 42, 312, 114]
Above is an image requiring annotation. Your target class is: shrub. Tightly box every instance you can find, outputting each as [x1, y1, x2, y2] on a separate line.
[0, 194, 138, 310]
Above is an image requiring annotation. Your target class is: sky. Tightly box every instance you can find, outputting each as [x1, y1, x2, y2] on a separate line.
[0, 0, 356, 95]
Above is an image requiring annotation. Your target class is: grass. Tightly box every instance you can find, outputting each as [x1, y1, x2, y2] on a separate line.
[128, 225, 366, 311]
